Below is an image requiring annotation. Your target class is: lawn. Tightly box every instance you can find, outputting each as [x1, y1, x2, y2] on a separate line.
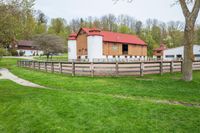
[0, 58, 200, 132]
[34, 54, 68, 61]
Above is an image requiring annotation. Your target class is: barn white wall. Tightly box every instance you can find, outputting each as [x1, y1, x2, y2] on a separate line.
[163, 46, 184, 60]
[163, 45, 200, 60]
[194, 45, 200, 60]
[87, 36, 103, 62]
[68, 40, 77, 60]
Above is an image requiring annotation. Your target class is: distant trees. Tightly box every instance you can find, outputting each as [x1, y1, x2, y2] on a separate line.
[0, 0, 192, 53]
[32, 34, 66, 60]
[113, 0, 200, 81]
[1, 0, 200, 67]
[0, 0, 36, 47]
[34, 10, 47, 34]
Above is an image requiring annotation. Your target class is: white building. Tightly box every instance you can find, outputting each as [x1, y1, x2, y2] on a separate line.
[68, 28, 147, 62]
[12, 40, 43, 56]
[163, 45, 200, 61]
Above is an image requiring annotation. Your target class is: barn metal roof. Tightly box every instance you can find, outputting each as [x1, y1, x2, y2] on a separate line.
[68, 28, 147, 45]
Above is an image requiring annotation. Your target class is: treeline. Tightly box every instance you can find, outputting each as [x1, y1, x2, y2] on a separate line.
[1, 0, 200, 56]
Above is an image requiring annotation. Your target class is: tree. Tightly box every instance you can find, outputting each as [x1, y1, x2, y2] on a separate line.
[114, 0, 200, 81]
[0, 47, 6, 61]
[179, 0, 200, 81]
[32, 34, 66, 60]
[167, 21, 184, 47]
[135, 21, 142, 35]
[0, 0, 36, 47]
[195, 25, 200, 43]
[48, 18, 66, 34]
[34, 10, 47, 34]
[118, 25, 133, 34]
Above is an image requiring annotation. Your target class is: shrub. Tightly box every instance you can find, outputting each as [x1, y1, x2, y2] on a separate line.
[19, 51, 25, 56]
[9, 49, 18, 56]
[0, 48, 7, 60]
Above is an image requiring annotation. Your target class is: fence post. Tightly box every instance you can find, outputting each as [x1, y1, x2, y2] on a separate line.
[181, 61, 184, 73]
[160, 61, 163, 75]
[45, 62, 47, 72]
[90, 62, 94, 77]
[170, 61, 174, 73]
[51, 62, 54, 73]
[33, 61, 35, 69]
[28, 61, 30, 68]
[18, 61, 20, 67]
[72, 61, 75, 76]
[17, 61, 19, 67]
[116, 62, 119, 76]
[59, 62, 62, 74]
[140, 62, 144, 77]
[38, 62, 40, 70]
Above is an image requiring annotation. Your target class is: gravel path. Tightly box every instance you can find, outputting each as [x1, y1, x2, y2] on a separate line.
[0, 68, 45, 88]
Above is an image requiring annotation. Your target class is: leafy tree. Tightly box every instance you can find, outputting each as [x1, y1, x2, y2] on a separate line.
[140, 30, 156, 56]
[34, 10, 47, 34]
[135, 21, 143, 35]
[194, 25, 200, 43]
[48, 18, 69, 38]
[0, 48, 6, 60]
[118, 25, 133, 34]
[0, 0, 36, 47]
[32, 34, 66, 60]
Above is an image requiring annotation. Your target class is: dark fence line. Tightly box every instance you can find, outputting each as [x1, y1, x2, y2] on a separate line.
[17, 60, 200, 77]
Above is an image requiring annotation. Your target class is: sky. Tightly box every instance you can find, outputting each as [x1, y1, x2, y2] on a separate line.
[34, 0, 200, 23]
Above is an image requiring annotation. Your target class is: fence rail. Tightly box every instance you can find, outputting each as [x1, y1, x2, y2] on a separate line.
[17, 60, 200, 77]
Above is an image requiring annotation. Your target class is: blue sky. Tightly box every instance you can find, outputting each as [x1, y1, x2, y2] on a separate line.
[34, 0, 200, 23]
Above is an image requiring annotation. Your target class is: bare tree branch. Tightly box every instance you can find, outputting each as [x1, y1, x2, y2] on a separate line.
[191, 0, 200, 21]
[179, 0, 191, 17]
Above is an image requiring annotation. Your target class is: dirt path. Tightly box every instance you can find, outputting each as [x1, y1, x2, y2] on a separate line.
[64, 90, 200, 108]
[0, 68, 45, 88]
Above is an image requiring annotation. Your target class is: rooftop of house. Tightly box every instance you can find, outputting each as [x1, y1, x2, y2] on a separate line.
[154, 44, 167, 51]
[17, 40, 33, 47]
[68, 28, 147, 45]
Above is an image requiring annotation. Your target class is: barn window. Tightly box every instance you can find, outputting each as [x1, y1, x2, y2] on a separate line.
[195, 54, 200, 57]
[122, 44, 128, 55]
[166, 55, 174, 58]
[177, 55, 182, 58]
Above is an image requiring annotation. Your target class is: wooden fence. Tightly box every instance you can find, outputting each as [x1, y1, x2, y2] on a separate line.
[17, 60, 200, 77]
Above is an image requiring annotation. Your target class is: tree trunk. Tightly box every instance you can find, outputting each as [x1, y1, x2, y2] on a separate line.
[182, 19, 195, 81]
[46, 53, 50, 61]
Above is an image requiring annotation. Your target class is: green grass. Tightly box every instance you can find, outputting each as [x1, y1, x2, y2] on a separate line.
[34, 54, 68, 61]
[0, 58, 200, 132]
[0, 80, 200, 133]
[1, 58, 200, 103]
